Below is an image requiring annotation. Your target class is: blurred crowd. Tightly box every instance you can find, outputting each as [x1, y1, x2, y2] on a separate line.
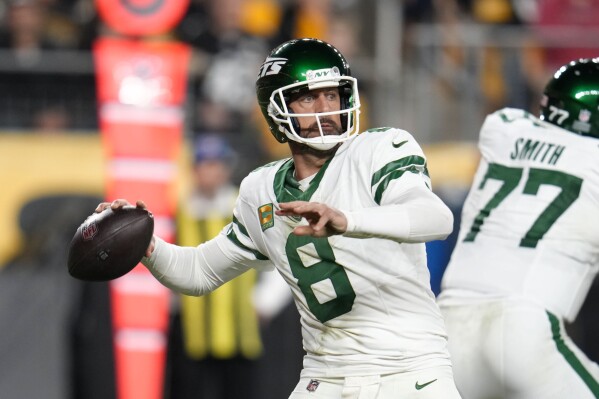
[0, 0, 596, 142]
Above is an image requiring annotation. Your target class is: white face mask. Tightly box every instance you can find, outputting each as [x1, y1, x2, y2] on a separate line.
[268, 76, 361, 151]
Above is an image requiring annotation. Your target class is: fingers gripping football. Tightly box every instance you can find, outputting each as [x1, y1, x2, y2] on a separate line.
[276, 201, 348, 237]
[95, 199, 147, 213]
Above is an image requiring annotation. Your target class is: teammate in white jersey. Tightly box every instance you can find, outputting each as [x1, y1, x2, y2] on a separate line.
[438, 58, 599, 399]
[97, 38, 462, 398]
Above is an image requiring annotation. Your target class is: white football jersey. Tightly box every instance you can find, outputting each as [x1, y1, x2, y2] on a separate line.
[441, 108, 599, 321]
[225, 128, 451, 377]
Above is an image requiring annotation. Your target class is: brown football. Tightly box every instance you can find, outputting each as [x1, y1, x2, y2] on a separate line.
[67, 206, 154, 281]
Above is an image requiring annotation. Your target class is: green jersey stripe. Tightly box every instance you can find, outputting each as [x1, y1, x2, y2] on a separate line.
[226, 224, 269, 261]
[371, 155, 428, 187]
[232, 215, 250, 237]
[371, 156, 429, 205]
[547, 311, 599, 397]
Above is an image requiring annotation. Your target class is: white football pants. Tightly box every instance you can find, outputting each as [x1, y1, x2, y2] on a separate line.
[439, 297, 599, 399]
[288, 365, 462, 399]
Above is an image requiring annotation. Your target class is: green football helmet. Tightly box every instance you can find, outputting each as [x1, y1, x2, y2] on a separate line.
[256, 38, 361, 151]
[540, 58, 599, 138]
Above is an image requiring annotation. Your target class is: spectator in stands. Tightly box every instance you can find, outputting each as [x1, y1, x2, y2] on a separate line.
[0, 0, 96, 130]
[175, 0, 270, 173]
[0, 0, 54, 65]
[167, 133, 255, 399]
[176, 0, 267, 131]
[270, 0, 332, 47]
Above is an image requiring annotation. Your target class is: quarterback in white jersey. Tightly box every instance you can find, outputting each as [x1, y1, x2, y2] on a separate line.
[439, 59, 599, 399]
[98, 39, 462, 398]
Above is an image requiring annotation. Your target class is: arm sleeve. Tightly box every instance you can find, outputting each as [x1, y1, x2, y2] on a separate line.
[141, 235, 255, 296]
[342, 173, 454, 243]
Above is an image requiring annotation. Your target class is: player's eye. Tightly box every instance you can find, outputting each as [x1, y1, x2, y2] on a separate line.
[324, 90, 339, 100]
[299, 94, 315, 103]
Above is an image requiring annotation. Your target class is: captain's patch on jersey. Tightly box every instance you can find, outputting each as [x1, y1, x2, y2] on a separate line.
[258, 203, 274, 231]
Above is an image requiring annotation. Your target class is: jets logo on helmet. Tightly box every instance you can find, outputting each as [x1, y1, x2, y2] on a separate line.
[258, 57, 287, 77]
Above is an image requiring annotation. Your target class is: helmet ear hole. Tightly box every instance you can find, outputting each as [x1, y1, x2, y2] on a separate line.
[339, 85, 353, 131]
[340, 113, 348, 132]
[282, 95, 301, 134]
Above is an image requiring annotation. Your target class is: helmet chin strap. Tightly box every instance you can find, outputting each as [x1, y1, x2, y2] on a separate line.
[284, 109, 354, 150]
[288, 133, 347, 151]
[287, 138, 341, 157]
[304, 141, 340, 151]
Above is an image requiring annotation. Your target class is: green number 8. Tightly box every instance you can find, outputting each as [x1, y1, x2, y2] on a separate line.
[285, 235, 356, 323]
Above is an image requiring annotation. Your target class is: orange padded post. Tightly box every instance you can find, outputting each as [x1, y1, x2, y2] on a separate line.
[94, 36, 190, 399]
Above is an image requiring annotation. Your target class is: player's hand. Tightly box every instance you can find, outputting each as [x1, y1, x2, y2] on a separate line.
[95, 199, 155, 257]
[276, 201, 348, 237]
[95, 199, 147, 212]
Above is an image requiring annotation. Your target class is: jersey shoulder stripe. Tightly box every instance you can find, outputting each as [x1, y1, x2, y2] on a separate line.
[483, 108, 549, 138]
[372, 155, 429, 204]
[492, 107, 537, 123]
[363, 126, 394, 133]
[226, 216, 269, 260]
[349, 128, 431, 204]
[371, 155, 429, 186]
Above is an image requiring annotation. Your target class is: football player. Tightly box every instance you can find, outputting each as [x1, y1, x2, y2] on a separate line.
[98, 38, 462, 398]
[438, 58, 599, 399]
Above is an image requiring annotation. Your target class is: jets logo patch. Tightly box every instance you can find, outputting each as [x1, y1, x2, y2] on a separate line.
[258, 203, 274, 231]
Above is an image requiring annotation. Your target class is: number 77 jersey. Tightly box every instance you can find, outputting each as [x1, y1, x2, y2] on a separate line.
[441, 108, 599, 322]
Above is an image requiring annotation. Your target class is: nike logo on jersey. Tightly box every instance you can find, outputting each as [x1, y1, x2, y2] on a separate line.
[415, 379, 437, 390]
[392, 139, 408, 148]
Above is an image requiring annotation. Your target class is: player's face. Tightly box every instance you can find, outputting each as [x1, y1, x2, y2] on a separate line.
[288, 88, 343, 139]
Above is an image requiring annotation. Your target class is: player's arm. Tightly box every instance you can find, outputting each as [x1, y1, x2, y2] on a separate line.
[343, 179, 453, 242]
[277, 182, 453, 243]
[347, 130, 453, 242]
[97, 199, 266, 296]
[141, 235, 253, 296]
